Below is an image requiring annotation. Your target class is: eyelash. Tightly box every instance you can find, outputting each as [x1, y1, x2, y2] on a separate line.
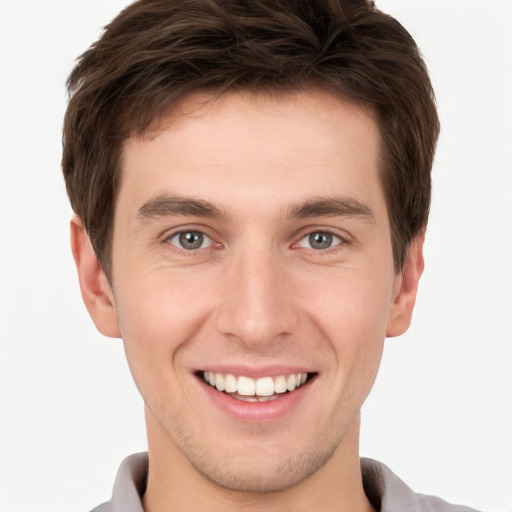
[163, 227, 348, 254]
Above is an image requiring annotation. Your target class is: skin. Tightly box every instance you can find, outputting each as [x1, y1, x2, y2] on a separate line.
[71, 89, 424, 511]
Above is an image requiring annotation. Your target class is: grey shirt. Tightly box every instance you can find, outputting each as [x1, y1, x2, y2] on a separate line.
[91, 453, 481, 512]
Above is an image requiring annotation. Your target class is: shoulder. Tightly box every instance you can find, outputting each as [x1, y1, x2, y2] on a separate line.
[361, 458, 481, 512]
[89, 504, 111, 512]
[88, 453, 148, 512]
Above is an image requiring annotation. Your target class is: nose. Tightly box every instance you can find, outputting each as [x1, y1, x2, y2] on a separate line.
[214, 247, 298, 350]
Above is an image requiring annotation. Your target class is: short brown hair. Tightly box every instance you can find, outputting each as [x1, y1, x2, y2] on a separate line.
[62, 0, 439, 279]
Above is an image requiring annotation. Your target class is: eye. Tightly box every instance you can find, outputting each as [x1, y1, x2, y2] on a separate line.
[167, 230, 213, 250]
[298, 231, 343, 250]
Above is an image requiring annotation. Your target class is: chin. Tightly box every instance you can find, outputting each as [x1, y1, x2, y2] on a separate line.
[185, 436, 341, 494]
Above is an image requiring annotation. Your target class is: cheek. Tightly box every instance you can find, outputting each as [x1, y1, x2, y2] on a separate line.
[113, 275, 212, 388]
[304, 268, 394, 336]
[301, 270, 392, 379]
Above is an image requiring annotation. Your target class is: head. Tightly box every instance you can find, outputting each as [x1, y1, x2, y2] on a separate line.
[63, 0, 439, 501]
[62, 0, 439, 282]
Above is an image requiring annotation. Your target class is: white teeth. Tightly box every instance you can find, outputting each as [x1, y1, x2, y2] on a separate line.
[286, 374, 296, 391]
[237, 376, 256, 396]
[215, 373, 225, 392]
[274, 375, 287, 394]
[224, 373, 237, 393]
[255, 377, 274, 397]
[203, 371, 310, 397]
[237, 395, 258, 402]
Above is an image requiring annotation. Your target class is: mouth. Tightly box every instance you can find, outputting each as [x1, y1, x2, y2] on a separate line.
[197, 370, 316, 403]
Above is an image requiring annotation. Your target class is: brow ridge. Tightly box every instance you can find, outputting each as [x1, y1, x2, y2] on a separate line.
[288, 197, 374, 220]
[137, 194, 225, 220]
[137, 194, 373, 224]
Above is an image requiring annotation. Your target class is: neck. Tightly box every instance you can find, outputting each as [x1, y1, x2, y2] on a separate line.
[142, 410, 375, 512]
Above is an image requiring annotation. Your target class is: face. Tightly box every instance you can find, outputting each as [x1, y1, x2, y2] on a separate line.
[82, 89, 419, 493]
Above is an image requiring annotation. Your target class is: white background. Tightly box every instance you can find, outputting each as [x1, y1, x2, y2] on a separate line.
[0, 1, 511, 511]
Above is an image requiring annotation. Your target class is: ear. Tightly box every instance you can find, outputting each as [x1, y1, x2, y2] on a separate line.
[70, 216, 121, 338]
[386, 232, 425, 338]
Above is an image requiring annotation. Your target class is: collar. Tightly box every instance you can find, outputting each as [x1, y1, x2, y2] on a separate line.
[94, 453, 478, 512]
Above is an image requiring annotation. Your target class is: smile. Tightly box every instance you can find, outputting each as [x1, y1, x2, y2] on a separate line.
[202, 371, 311, 402]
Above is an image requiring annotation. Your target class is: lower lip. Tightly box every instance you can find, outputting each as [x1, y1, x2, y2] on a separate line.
[199, 377, 314, 423]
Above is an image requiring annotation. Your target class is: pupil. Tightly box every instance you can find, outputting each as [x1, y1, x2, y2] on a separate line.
[310, 232, 332, 250]
[179, 231, 203, 250]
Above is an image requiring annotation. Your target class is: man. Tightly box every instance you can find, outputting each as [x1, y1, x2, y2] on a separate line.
[62, 0, 479, 510]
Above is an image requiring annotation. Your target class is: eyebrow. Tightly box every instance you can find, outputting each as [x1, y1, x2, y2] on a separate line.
[136, 194, 374, 223]
[288, 197, 374, 221]
[137, 194, 225, 220]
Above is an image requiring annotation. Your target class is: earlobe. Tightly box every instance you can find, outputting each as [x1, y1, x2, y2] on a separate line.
[70, 217, 121, 338]
[386, 232, 425, 338]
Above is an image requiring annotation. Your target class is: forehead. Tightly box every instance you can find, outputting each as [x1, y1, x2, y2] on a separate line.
[118, 89, 385, 221]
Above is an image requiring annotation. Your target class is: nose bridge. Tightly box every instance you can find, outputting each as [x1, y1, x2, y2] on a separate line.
[215, 243, 296, 346]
